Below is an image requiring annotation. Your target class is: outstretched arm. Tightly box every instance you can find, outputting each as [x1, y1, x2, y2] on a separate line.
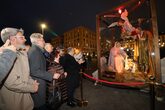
[108, 22, 119, 28]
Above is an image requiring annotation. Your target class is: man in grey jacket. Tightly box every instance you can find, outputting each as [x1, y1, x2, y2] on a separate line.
[0, 40, 17, 83]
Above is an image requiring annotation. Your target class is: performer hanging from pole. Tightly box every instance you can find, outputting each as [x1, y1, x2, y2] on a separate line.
[108, 9, 139, 39]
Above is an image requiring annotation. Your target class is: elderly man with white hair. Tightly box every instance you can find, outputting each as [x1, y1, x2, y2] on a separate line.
[28, 33, 60, 110]
[44, 43, 54, 54]
[44, 43, 54, 68]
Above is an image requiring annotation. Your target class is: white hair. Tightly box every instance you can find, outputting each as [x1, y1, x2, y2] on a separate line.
[30, 33, 43, 44]
[67, 47, 74, 53]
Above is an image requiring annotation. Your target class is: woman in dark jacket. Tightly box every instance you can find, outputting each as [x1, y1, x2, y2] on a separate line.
[46, 50, 68, 107]
[60, 47, 84, 107]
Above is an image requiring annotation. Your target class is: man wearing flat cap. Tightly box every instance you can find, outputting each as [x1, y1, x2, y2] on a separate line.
[0, 27, 39, 110]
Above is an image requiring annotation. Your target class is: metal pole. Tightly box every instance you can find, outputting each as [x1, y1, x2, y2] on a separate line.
[80, 70, 84, 101]
[77, 70, 88, 107]
[149, 82, 155, 110]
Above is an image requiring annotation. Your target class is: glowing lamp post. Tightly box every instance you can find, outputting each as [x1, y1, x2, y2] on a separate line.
[40, 23, 47, 35]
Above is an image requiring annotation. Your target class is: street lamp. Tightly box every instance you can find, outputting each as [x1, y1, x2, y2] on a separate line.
[40, 23, 47, 35]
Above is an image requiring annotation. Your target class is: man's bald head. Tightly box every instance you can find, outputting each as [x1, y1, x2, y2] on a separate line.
[44, 43, 54, 53]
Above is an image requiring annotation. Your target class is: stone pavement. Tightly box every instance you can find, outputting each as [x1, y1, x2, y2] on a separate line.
[59, 79, 165, 110]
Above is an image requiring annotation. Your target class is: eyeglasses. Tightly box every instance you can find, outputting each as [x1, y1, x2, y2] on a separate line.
[15, 36, 26, 40]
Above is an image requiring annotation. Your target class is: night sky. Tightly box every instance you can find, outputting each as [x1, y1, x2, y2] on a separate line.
[0, 0, 165, 45]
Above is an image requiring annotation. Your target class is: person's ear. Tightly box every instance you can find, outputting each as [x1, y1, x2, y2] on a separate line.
[36, 39, 40, 44]
[9, 36, 16, 42]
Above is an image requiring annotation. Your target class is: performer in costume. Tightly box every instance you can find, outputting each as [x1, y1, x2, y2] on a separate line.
[108, 42, 127, 74]
[108, 9, 139, 39]
[136, 28, 155, 76]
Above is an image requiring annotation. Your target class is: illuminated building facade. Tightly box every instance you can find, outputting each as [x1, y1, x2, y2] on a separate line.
[159, 33, 165, 48]
[63, 26, 97, 56]
[51, 36, 63, 48]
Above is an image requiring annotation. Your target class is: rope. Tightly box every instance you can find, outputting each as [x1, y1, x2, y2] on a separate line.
[82, 72, 145, 86]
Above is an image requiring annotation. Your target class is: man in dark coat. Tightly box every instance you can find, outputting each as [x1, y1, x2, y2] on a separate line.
[28, 33, 60, 110]
[60, 47, 84, 107]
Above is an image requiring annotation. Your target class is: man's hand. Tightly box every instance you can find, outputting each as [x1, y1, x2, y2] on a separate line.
[1, 39, 16, 52]
[64, 72, 67, 77]
[33, 80, 39, 92]
[3, 39, 11, 47]
[5, 45, 16, 52]
[53, 73, 60, 79]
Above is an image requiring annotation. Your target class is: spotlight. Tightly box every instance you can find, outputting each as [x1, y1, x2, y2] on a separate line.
[118, 9, 122, 14]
